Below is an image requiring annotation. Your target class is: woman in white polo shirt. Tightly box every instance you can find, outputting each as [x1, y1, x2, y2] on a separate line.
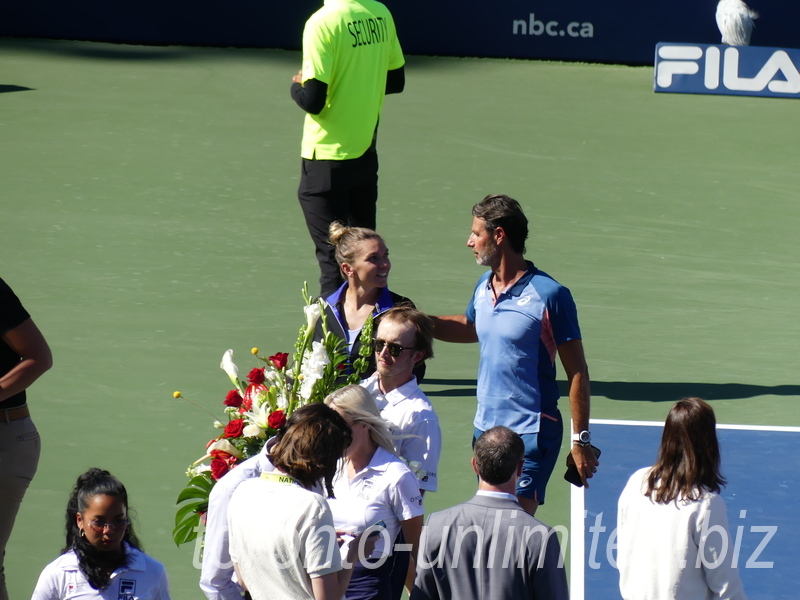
[325, 385, 425, 600]
[31, 468, 169, 600]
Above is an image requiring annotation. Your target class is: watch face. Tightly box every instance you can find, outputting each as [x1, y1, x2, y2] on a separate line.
[579, 431, 591, 443]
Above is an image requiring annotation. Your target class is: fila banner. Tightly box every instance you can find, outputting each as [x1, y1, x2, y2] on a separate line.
[654, 42, 800, 99]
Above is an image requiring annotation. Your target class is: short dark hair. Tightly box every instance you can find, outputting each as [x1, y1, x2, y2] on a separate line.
[271, 403, 352, 497]
[378, 305, 434, 363]
[472, 194, 529, 255]
[474, 426, 524, 485]
[646, 397, 726, 503]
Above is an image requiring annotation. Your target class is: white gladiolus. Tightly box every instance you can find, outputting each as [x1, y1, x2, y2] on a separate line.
[220, 349, 240, 388]
[304, 303, 322, 340]
[299, 341, 329, 400]
[307, 341, 329, 373]
[243, 424, 267, 439]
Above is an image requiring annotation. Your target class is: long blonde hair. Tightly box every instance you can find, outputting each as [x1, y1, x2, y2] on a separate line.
[324, 385, 396, 456]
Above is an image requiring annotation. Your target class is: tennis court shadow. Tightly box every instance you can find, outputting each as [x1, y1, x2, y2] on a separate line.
[419, 378, 800, 401]
[559, 381, 800, 402]
[423, 378, 476, 397]
[0, 85, 33, 93]
[0, 38, 302, 66]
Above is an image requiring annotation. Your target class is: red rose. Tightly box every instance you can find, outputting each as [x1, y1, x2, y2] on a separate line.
[223, 390, 243, 408]
[209, 449, 237, 464]
[269, 352, 289, 370]
[267, 409, 287, 430]
[211, 458, 230, 480]
[247, 367, 266, 385]
[224, 419, 245, 438]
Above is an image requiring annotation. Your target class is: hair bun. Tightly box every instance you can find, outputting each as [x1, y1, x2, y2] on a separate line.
[77, 467, 111, 488]
[328, 221, 348, 246]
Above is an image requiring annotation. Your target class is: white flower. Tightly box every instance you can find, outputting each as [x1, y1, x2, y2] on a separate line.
[307, 341, 329, 375]
[208, 439, 242, 458]
[213, 421, 225, 429]
[243, 424, 267, 439]
[299, 341, 329, 400]
[276, 390, 289, 410]
[304, 303, 322, 333]
[242, 402, 271, 430]
[220, 349, 240, 388]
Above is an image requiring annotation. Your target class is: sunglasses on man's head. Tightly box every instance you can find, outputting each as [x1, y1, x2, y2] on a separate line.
[372, 338, 416, 358]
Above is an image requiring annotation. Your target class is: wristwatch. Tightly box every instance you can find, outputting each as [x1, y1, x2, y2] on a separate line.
[572, 430, 591, 446]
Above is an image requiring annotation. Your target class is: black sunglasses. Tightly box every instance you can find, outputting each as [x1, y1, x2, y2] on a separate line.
[372, 338, 416, 358]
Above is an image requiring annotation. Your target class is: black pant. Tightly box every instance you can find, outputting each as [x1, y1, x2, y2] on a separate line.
[298, 145, 379, 297]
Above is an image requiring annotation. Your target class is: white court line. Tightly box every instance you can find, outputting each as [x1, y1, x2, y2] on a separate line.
[591, 417, 800, 432]
[569, 418, 800, 597]
[570, 482, 585, 600]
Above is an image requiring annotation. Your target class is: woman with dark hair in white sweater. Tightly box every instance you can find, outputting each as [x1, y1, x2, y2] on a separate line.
[617, 397, 747, 600]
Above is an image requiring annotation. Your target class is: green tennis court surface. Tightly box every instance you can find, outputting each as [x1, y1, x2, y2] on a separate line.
[2, 37, 799, 599]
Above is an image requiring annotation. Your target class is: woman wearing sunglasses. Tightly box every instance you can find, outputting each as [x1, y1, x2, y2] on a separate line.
[324, 385, 425, 600]
[319, 222, 424, 381]
[32, 468, 169, 600]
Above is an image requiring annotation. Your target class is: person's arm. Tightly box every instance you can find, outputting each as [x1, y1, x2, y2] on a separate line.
[291, 71, 328, 115]
[232, 564, 247, 593]
[310, 531, 376, 600]
[385, 66, 405, 94]
[402, 415, 441, 493]
[0, 318, 52, 402]
[200, 481, 245, 600]
[409, 515, 439, 600]
[696, 495, 748, 600]
[429, 315, 478, 343]
[401, 515, 424, 592]
[557, 339, 598, 487]
[30, 564, 59, 600]
[530, 525, 569, 600]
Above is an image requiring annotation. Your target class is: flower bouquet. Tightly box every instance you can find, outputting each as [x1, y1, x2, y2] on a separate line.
[173, 284, 374, 546]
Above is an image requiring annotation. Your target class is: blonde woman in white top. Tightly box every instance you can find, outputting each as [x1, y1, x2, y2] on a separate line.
[325, 385, 424, 600]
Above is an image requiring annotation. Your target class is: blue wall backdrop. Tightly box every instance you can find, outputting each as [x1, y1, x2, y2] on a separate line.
[0, 0, 797, 63]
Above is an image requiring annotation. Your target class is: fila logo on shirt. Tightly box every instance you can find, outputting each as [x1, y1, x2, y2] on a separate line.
[654, 43, 800, 98]
[119, 579, 136, 600]
[357, 479, 374, 500]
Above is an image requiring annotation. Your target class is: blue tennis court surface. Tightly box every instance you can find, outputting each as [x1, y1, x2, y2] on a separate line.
[569, 419, 800, 600]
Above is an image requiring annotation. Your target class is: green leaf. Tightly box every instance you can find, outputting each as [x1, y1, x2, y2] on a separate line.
[175, 474, 213, 504]
[172, 514, 200, 546]
[175, 500, 206, 526]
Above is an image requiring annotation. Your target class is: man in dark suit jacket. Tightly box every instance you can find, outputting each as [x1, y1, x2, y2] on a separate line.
[411, 426, 569, 600]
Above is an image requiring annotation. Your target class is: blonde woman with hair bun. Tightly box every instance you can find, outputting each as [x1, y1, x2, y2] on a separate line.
[324, 385, 425, 600]
[316, 222, 424, 382]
